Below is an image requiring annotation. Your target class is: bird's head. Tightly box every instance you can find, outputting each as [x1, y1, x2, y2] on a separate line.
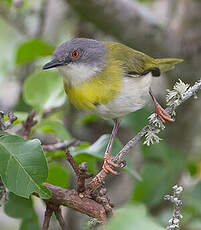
[43, 38, 107, 85]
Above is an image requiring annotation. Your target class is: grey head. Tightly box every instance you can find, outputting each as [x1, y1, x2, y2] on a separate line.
[42, 38, 106, 70]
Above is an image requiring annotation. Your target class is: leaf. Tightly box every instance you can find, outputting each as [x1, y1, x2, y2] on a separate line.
[20, 217, 40, 230]
[142, 142, 186, 173]
[13, 111, 29, 125]
[1, 0, 12, 6]
[23, 70, 66, 111]
[35, 119, 71, 141]
[132, 142, 186, 206]
[4, 193, 35, 219]
[105, 204, 164, 230]
[0, 133, 51, 199]
[46, 162, 70, 188]
[16, 39, 54, 64]
[72, 135, 141, 180]
[132, 163, 173, 207]
[184, 182, 201, 216]
[4, 192, 40, 230]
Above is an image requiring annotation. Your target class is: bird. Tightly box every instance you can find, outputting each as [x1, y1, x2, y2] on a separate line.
[43, 38, 183, 175]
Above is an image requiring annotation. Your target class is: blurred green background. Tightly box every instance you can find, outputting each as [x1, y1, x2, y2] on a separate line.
[0, 0, 201, 229]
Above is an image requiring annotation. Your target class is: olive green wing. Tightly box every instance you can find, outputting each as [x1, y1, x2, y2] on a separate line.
[103, 41, 183, 77]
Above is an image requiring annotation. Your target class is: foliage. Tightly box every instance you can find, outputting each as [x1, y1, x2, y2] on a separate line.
[23, 70, 66, 112]
[105, 204, 164, 230]
[4, 193, 40, 230]
[0, 132, 50, 199]
[16, 39, 54, 65]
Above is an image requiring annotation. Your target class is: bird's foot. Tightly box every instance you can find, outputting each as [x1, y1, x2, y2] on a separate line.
[154, 101, 174, 123]
[102, 155, 119, 175]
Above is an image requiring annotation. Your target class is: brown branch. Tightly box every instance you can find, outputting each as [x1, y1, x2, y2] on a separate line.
[21, 110, 37, 139]
[43, 183, 107, 221]
[0, 2, 28, 36]
[42, 139, 81, 152]
[66, 0, 164, 55]
[42, 205, 53, 230]
[54, 207, 67, 230]
[42, 202, 67, 230]
[66, 150, 93, 193]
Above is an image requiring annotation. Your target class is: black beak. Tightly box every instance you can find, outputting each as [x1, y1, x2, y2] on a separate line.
[42, 59, 64, 70]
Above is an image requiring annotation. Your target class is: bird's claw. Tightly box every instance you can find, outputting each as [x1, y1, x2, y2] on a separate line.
[102, 155, 119, 175]
[154, 101, 174, 123]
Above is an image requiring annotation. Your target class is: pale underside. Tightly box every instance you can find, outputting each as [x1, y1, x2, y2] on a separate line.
[58, 63, 152, 119]
[93, 73, 152, 119]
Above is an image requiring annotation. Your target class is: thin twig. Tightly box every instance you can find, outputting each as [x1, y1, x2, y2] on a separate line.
[164, 185, 183, 230]
[42, 139, 81, 152]
[66, 150, 93, 193]
[21, 110, 37, 139]
[54, 207, 67, 230]
[66, 149, 80, 175]
[42, 206, 53, 230]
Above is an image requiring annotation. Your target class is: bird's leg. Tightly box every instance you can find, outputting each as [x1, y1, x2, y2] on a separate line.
[149, 88, 174, 123]
[102, 119, 121, 175]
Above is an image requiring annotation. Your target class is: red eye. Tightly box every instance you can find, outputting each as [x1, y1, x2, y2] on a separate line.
[71, 49, 80, 58]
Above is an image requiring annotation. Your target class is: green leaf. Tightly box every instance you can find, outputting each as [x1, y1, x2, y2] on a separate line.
[35, 119, 71, 141]
[20, 217, 40, 230]
[0, 133, 51, 199]
[132, 163, 173, 207]
[4, 193, 35, 219]
[142, 142, 186, 173]
[46, 162, 70, 188]
[1, 0, 12, 6]
[72, 135, 141, 180]
[4, 192, 40, 230]
[105, 204, 164, 230]
[13, 111, 29, 125]
[23, 70, 66, 111]
[73, 154, 98, 174]
[184, 182, 201, 216]
[16, 39, 54, 64]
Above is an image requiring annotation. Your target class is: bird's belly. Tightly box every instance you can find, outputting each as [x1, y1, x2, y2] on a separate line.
[93, 73, 152, 119]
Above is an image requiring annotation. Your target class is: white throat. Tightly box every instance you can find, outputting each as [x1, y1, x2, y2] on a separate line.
[58, 63, 101, 86]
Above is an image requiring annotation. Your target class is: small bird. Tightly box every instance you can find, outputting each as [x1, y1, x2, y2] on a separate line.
[43, 38, 183, 175]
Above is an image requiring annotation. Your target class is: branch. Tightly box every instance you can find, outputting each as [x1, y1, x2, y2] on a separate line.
[43, 183, 107, 221]
[42, 206, 53, 230]
[54, 207, 67, 230]
[21, 110, 37, 139]
[66, 150, 93, 193]
[66, 0, 164, 55]
[86, 79, 201, 193]
[164, 185, 183, 230]
[42, 139, 81, 152]
[42, 201, 67, 230]
[0, 2, 28, 36]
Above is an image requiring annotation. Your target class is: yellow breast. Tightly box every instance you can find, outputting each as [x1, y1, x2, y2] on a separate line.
[64, 59, 124, 110]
